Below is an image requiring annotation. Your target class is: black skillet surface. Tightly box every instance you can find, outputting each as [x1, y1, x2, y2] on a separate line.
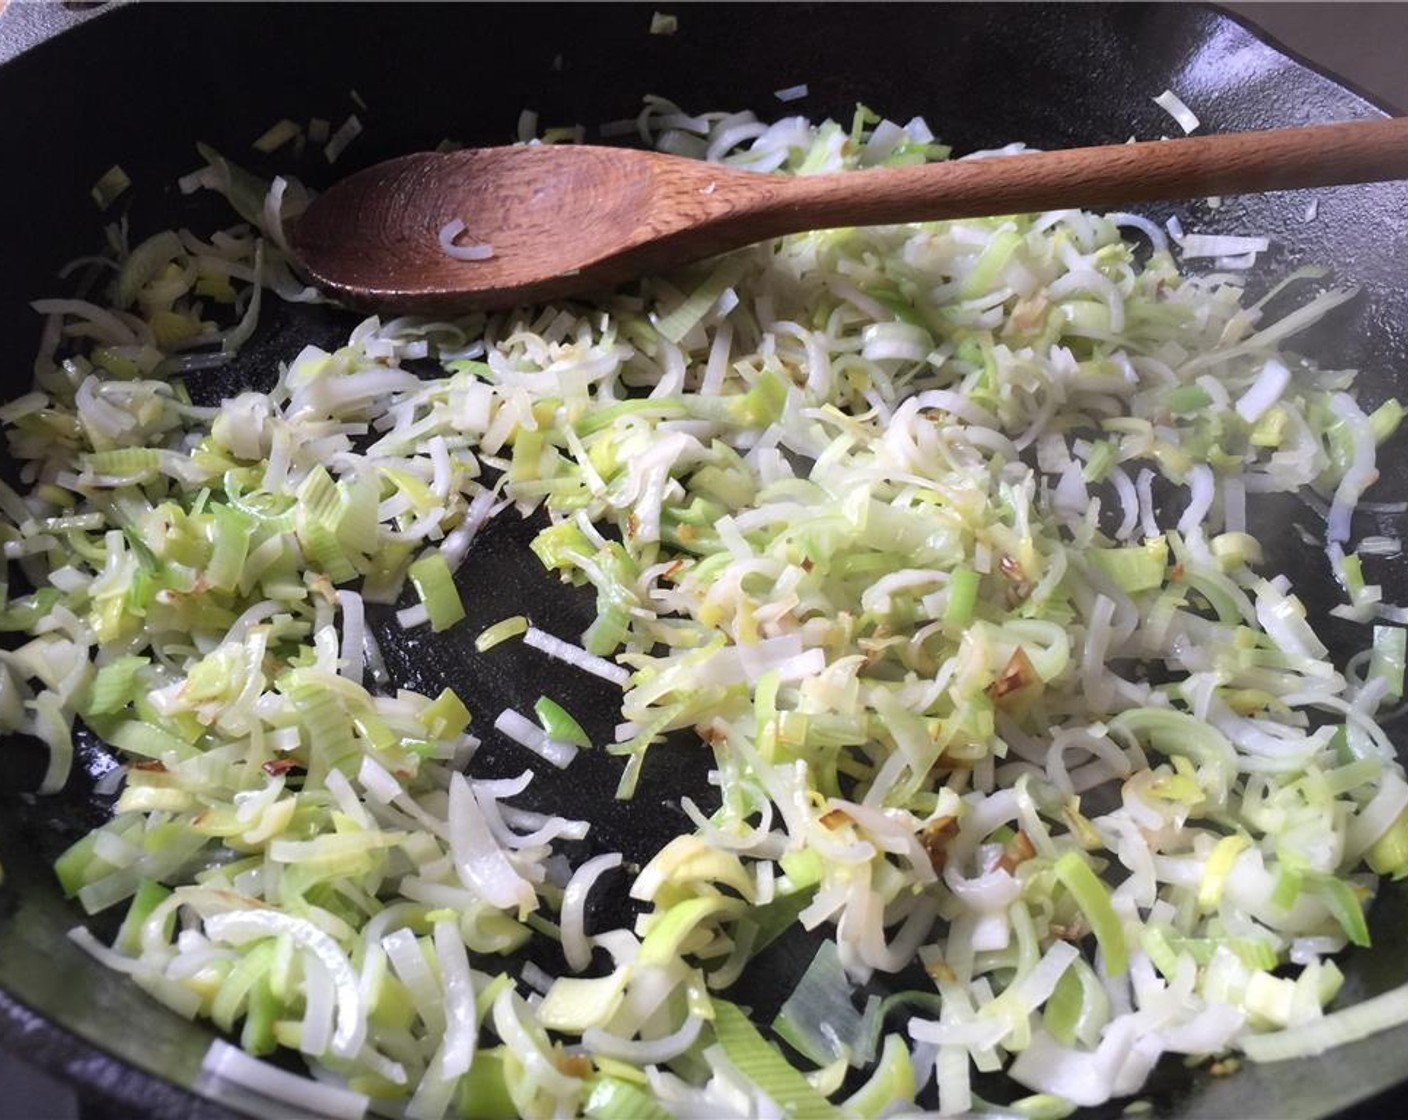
[2, 3, 1408, 1118]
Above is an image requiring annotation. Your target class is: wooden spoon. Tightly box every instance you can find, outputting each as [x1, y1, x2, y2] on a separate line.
[292, 117, 1408, 315]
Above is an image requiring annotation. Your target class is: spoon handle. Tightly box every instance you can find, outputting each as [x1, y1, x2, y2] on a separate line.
[746, 116, 1408, 235]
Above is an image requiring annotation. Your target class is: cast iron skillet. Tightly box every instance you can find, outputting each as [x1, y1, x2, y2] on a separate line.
[2, 4, 1407, 1118]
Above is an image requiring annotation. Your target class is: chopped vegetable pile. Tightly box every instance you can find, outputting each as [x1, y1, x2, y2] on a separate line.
[5, 95, 1408, 1118]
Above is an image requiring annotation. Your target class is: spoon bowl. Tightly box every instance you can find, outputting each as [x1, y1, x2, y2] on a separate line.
[292, 117, 1408, 315]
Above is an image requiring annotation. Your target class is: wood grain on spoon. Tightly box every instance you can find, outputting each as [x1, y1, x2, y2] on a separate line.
[292, 116, 1408, 315]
